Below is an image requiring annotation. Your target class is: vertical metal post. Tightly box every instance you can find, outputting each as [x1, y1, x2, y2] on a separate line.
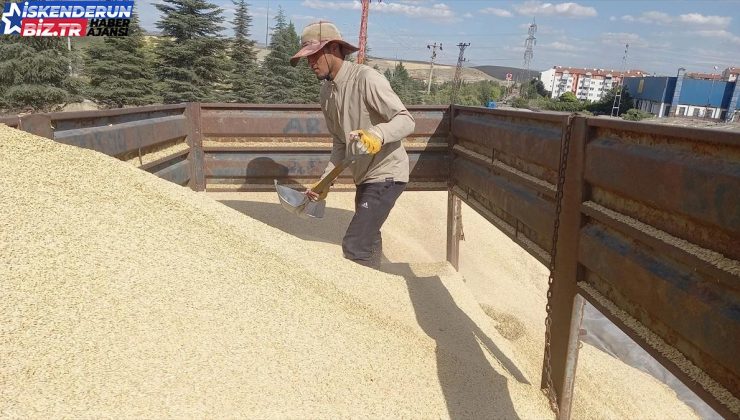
[446, 191, 462, 270]
[186, 102, 205, 191]
[541, 116, 587, 418]
[19, 114, 54, 139]
[446, 105, 461, 271]
[558, 294, 586, 419]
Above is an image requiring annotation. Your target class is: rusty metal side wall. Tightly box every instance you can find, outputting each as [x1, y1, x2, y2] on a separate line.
[0, 116, 20, 128]
[450, 111, 740, 415]
[450, 107, 568, 261]
[49, 104, 187, 131]
[199, 106, 451, 191]
[22, 105, 191, 186]
[54, 115, 188, 157]
[578, 119, 740, 413]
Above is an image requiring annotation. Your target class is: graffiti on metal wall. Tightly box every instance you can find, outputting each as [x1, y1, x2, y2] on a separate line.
[283, 118, 322, 134]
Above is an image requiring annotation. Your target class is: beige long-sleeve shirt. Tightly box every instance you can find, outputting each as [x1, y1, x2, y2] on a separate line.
[319, 61, 416, 185]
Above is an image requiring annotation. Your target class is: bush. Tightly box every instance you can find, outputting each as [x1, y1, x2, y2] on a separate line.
[622, 108, 654, 121]
[511, 97, 530, 108]
[533, 96, 588, 112]
[558, 91, 578, 103]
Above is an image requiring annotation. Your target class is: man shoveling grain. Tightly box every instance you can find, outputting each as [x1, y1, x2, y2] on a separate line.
[291, 21, 415, 269]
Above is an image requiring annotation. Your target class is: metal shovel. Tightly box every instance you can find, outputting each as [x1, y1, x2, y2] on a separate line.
[275, 155, 355, 219]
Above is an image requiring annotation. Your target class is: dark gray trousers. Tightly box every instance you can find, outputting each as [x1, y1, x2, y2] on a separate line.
[342, 179, 406, 268]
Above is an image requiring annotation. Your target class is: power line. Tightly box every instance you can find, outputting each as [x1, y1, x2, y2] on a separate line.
[426, 42, 442, 94]
[521, 18, 537, 98]
[611, 43, 629, 117]
[451, 42, 470, 104]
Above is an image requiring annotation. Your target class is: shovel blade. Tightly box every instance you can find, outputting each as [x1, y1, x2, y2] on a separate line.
[275, 180, 326, 219]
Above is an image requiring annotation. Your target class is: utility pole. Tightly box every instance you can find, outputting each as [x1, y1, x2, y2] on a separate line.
[357, 0, 381, 64]
[451, 42, 470, 104]
[265, 0, 270, 46]
[522, 18, 537, 98]
[611, 43, 629, 117]
[426, 42, 442, 94]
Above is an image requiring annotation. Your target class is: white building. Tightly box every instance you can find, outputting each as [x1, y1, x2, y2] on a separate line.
[540, 66, 647, 101]
[722, 67, 739, 82]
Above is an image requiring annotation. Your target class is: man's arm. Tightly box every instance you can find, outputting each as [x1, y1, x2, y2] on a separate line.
[361, 70, 416, 144]
[321, 137, 346, 179]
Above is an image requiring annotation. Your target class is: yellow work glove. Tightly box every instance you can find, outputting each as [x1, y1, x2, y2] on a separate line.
[349, 128, 383, 155]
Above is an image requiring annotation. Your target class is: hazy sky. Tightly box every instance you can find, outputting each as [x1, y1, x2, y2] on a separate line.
[136, 0, 740, 75]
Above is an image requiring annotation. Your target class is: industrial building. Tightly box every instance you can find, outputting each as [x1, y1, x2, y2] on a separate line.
[624, 72, 740, 121]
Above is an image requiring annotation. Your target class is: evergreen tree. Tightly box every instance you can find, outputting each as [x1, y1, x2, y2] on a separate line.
[0, 37, 77, 112]
[291, 22, 320, 104]
[261, 8, 300, 103]
[154, 0, 231, 103]
[229, 0, 261, 103]
[84, 14, 159, 107]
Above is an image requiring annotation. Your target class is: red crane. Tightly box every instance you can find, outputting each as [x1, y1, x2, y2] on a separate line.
[357, 0, 380, 64]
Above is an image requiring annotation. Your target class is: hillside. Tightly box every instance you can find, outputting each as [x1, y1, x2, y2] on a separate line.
[365, 57, 500, 84]
[474, 65, 541, 81]
[258, 46, 500, 84]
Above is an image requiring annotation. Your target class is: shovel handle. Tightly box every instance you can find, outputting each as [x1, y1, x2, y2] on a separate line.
[312, 156, 355, 194]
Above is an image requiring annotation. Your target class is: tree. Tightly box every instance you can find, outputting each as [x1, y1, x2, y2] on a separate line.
[587, 86, 634, 116]
[84, 14, 159, 107]
[524, 78, 549, 98]
[154, 0, 231, 103]
[229, 0, 261, 103]
[559, 91, 578, 102]
[384, 62, 423, 105]
[261, 8, 299, 103]
[0, 36, 80, 112]
[290, 22, 320, 104]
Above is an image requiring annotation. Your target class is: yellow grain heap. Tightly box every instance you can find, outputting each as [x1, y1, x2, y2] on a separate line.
[0, 124, 699, 419]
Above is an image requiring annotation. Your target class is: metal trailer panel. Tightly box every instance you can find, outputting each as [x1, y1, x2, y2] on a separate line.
[452, 157, 555, 251]
[584, 136, 740, 258]
[204, 150, 450, 188]
[578, 222, 739, 397]
[449, 111, 740, 417]
[53, 115, 188, 157]
[49, 104, 187, 131]
[199, 105, 451, 191]
[574, 118, 740, 417]
[452, 111, 564, 172]
[152, 158, 190, 186]
[0, 116, 20, 128]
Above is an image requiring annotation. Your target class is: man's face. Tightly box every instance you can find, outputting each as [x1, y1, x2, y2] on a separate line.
[307, 47, 330, 80]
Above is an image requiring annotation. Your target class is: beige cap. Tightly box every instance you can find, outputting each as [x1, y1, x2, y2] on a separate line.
[290, 21, 359, 66]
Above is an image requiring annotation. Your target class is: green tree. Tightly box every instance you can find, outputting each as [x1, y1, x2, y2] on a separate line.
[261, 8, 299, 103]
[84, 14, 159, 107]
[384, 62, 423, 105]
[229, 0, 261, 103]
[587, 86, 634, 116]
[559, 91, 578, 102]
[0, 36, 79, 112]
[524, 78, 549, 98]
[154, 0, 231, 103]
[290, 22, 320, 103]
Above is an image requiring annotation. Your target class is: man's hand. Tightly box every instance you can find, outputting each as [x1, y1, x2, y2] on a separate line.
[349, 128, 383, 155]
[305, 181, 328, 202]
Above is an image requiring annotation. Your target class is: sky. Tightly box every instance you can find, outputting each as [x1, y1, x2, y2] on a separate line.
[136, 0, 740, 76]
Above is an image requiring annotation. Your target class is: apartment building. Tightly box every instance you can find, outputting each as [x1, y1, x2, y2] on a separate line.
[540, 66, 647, 101]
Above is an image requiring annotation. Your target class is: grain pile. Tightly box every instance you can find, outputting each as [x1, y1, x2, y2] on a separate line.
[0, 124, 703, 419]
[212, 190, 703, 419]
[0, 124, 553, 418]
